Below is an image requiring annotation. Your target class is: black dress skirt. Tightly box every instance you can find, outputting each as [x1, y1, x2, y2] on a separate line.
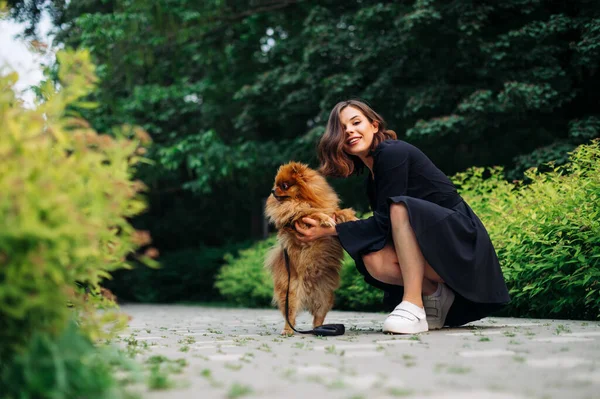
[336, 140, 510, 326]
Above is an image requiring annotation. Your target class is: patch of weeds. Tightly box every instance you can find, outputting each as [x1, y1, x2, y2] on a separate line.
[513, 356, 526, 363]
[178, 336, 196, 345]
[145, 329, 151, 334]
[409, 335, 421, 341]
[559, 347, 570, 352]
[147, 364, 174, 391]
[503, 331, 516, 337]
[227, 383, 253, 398]
[208, 328, 223, 334]
[434, 363, 447, 373]
[327, 378, 346, 389]
[272, 338, 283, 343]
[555, 324, 572, 335]
[257, 343, 272, 352]
[281, 368, 296, 380]
[479, 337, 491, 342]
[509, 339, 522, 345]
[581, 322, 589, 327]
[293, 342, 305, 349]
[225, 363, 243, 371]
[200, 369, 212, 378]
[179, 345, 190, 353]
[200, 368, 223, 388]
[525, 330, 536, 336]
[305, 375, 326, 385]
[240, 352, 255, 363]
[446, 366, 471, 374]
[388, 387, 413, 396]
[325, 345, 336, 355]
[124, 335, 148, 358]
[435, 363, 470, 374]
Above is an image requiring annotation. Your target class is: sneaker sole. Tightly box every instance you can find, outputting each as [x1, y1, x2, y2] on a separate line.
[382, 320, 429, 334]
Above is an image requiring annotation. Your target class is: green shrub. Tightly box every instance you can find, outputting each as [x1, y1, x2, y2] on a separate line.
[0, 321, 140, 399]
[335, 252, 383, 311]
[456, 140, 600, 320]
[0, 48, 151, 364]
[215, 237, 276, 308]
[106, 243, 249, 303]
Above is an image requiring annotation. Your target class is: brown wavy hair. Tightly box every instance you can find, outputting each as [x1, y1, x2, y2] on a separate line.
[318, 100, 397, 177]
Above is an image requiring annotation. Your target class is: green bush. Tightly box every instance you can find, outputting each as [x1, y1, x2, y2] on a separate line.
[335, 252, 383, 312]
[215, 237, 276, 308]
[456, 140, 600, 320]
[106, 243, 249, 303]
[0, 48, 152, 398]
[0, 321, 139, 399]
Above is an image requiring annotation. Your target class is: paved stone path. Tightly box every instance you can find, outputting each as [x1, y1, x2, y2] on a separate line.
[117, 304, 599, 399]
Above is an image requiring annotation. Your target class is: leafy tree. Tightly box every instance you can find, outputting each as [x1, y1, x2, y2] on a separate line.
[8, 0, 599, 302]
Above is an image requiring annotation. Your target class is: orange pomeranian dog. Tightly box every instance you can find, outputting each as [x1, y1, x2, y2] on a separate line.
[264, 162, 357, 335]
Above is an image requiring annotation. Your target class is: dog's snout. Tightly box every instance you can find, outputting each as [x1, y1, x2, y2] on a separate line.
[271, 189, 276, 196]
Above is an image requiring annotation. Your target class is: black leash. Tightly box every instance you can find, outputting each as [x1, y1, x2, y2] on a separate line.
[283, 248, 345, 336]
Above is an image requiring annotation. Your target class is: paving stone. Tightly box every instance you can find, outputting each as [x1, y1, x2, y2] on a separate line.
[116, 304, 600, 399]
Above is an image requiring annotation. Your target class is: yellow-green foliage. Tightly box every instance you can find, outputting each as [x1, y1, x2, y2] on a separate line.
[455, 140, 600, 320]
[0, 50, 152, 359]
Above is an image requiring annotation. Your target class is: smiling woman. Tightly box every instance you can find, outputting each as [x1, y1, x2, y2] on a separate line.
[294, 99, 510, 335]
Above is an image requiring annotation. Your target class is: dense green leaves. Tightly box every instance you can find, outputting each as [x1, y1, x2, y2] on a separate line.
[8, 0, 600, 304]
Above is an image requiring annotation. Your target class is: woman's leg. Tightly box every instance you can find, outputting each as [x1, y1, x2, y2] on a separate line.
[362, 244, 443, 297]
[389, 202, 433, 307]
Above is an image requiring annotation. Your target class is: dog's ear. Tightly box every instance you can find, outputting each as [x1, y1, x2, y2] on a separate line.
[291, 162, 308, 175]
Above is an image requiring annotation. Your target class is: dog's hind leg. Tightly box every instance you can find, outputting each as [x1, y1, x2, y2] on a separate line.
[310, 291, 335, 328]
[277, 288, 300, 336]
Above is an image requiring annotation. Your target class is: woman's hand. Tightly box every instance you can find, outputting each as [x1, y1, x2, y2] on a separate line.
[294, 215, 338, 242]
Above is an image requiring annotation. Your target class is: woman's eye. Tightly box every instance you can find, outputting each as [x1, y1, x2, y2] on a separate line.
[353, 121, 360, 125]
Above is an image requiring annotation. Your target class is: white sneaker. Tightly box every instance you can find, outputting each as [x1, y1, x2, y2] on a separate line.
[383, 301, 428, 334]
[423, 283, 455, 330]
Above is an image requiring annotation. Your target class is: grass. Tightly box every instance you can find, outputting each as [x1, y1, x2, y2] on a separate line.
[227, 383, 253, 398]
[388, 387, 413, 397]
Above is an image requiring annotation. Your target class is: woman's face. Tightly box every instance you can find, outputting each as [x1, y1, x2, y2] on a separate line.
[339, 106, 379, 159]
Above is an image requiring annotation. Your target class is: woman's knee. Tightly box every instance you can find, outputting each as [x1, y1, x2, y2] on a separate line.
[362, 247, 403, 285]
[390, 203, 409, 225]
[362, 251, 386, 280]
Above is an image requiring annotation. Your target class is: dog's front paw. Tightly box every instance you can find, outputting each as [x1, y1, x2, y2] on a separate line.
[281, 328, 294, 336]
[334, 208, 357, 223]
[308, 212, 336, 227]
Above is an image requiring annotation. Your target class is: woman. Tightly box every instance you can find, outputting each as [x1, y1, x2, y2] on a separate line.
[295, 99, 510, 334]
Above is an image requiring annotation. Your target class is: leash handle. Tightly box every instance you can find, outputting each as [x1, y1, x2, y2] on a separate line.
[283, 248, 345, 336]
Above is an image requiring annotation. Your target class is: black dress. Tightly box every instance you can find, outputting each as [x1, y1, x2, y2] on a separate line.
[335, 139, 510, 326]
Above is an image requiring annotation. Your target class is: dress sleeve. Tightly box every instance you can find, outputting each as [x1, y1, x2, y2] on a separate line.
[335, 142, 410, 261]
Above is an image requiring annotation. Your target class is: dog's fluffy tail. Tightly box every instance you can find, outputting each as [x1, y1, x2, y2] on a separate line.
[265, 244, 284, 272]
